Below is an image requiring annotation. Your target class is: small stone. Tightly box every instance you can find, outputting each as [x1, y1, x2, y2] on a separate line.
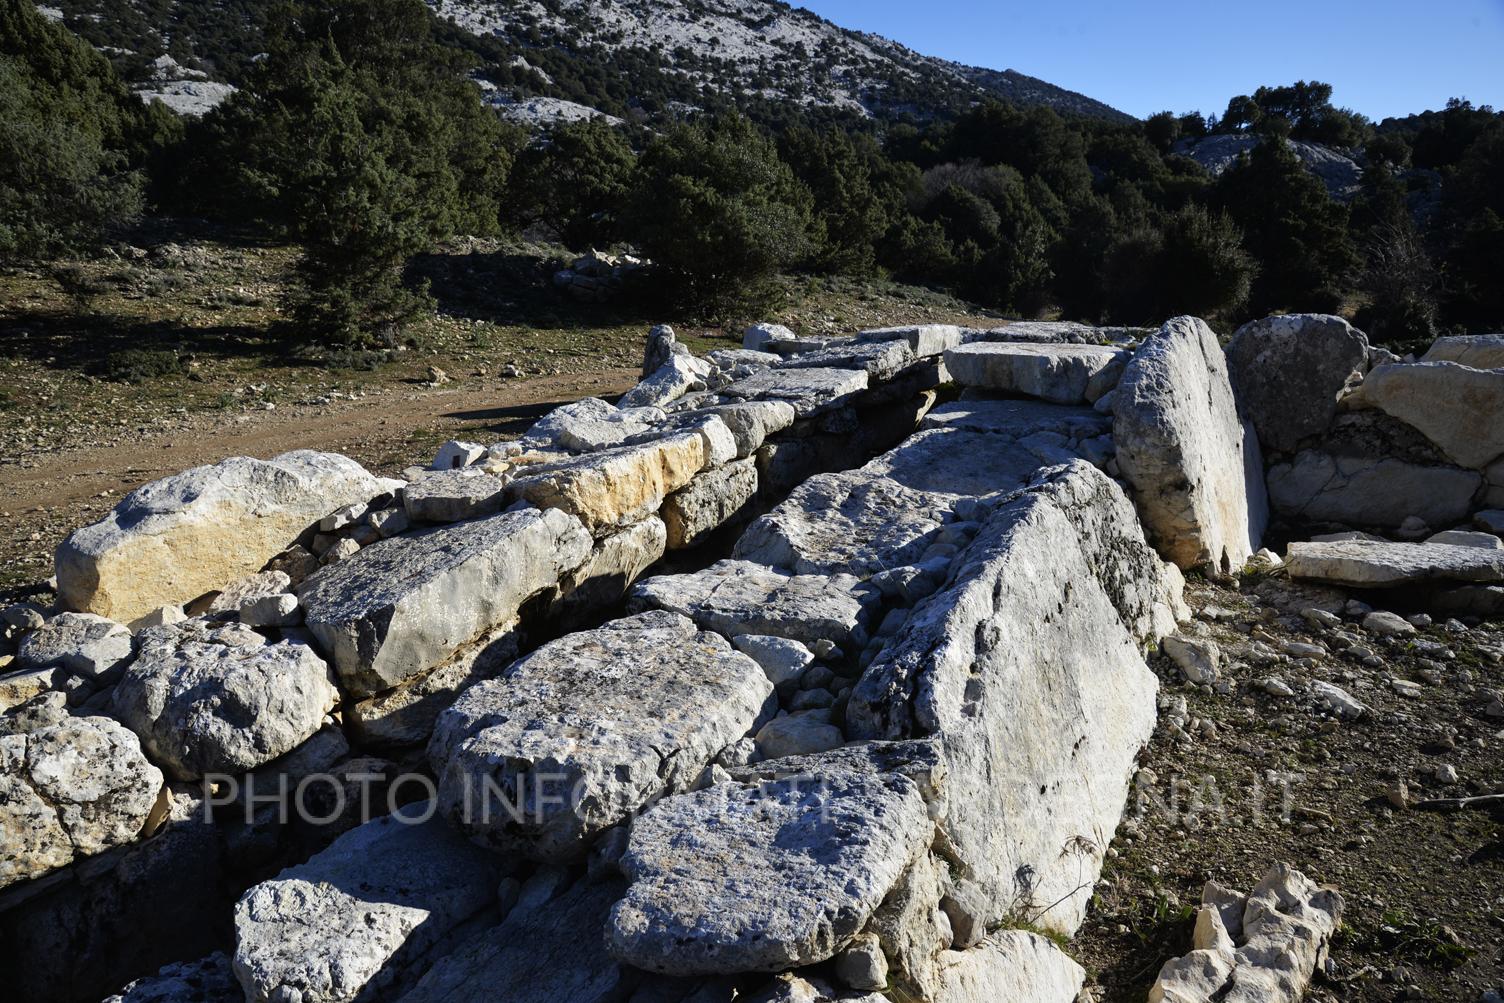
[1363, 611, 1417, 636]
[1435, 764, 1459, 784]
[731, 634, 815, 688]
[754, 712, 844, 759]
[834, 933, 889, 991]
[320, 537, 360, 565]
[1163, 635, 1221, 684]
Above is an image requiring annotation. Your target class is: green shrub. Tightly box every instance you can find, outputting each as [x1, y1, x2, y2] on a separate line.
[103, 349, 184, 383]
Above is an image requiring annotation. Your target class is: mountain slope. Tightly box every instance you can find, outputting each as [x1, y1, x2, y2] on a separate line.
[41, 0, 1133, 126]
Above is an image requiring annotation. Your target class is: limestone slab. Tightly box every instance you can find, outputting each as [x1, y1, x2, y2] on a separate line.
[944, 342, 1127, 404]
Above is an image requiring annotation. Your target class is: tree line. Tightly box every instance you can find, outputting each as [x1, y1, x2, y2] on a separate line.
[4, 0, 1501, 348]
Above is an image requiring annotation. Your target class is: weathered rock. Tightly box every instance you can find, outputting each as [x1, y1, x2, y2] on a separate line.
[232, 802, 502, 1003]
[630, 560, 879, 649]
[663, 458, 759, 549]
[432, 440, 486, 471]
[929, 932, 1086, 1003]
[508, 432, 708, 532]
[620, 353, 713, 410]
[549, 516, 668, 626]
[104, 951, 238, 1003]
[1115, 316, 1267, 571]
[401, 872, 632, 1003]
[694, 401, 796, 459]
[857, 324, 965, 358]
[14, 611, 133, 686]
[781, 340, 916, 383]
[520, 397, 668, 454]
[403, 469, 508, 524]
[206, 571, 291, 614]
[1285, 539, 1504, 588]
[1478, 509, 1504, 535]
[834, 933, 888, 991]
[969, 321, 1103, 344]
[298, 508, 591, 697]
[240, 591, 301, 628]
[734, 428, 1043, 577]
[1427, 529, 1503, 549]
[1225, 314, 1369, 453]
[732, 634, 815, 688]
[1421, 333, 1504, 370]
[1163, 634, 1221, 684]
[431, 612, 773, 861]
[112, 619, 338, 780]
[0, 715, 164, 889]
[1360, 361, 1504, 468]
[943, 342, 1128, 404]
[753, 711, 845, 759]
[608, 761, 932, 974]
[848, 462, 1169, 934]
[57, 450, 395, 623]
[1149, 864, 1341, 1003]
[642, 323, 685, 376]
[743, 322, 798, 352]
[1267, 449, 1481, 530]
[721, 367, 869, 417]
[919, 397, 1110, 440]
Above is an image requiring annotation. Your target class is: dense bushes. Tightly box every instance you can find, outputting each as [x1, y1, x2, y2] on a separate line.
[9, 0, 1504, 341]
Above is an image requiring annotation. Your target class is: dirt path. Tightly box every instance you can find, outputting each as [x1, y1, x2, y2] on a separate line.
[0, 366, 638, 593]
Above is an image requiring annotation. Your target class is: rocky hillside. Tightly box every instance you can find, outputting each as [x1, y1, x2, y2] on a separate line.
[44, 0, 1133, 124]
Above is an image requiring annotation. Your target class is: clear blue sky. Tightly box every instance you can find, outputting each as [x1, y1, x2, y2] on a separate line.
[797, 0, 1503, 122]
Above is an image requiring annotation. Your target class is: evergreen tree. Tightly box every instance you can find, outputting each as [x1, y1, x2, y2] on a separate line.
[508, 118, 638, 250]
[627, 114, 816, 309]
[210, 0, 515, 345]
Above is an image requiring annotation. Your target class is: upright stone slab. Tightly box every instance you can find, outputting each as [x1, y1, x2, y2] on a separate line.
[297, 508, 591, 697]
[1114, 316, 1267, 571]
[507, 432, 708, 532]
[430, 612, 773, 861]
[663, 457, 759, 549]
[1360, 361, 1504, 469]
[1224, 314, 1369, 453]
[848, 462, 1169, 934]
[56, 450, 395, 623]
[112, 619, 338, 780]
[232, 802, 503, 1003]
[608, 764, 933, 974]
[857, 324, 965, 358]
[943, 342, 1128, 405]
[0, 715, 164, 889]
[630, 560, 880, 649]
[931, 932, 1086, 1003]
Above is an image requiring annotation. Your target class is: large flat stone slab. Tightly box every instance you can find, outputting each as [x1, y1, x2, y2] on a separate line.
[848, 462, 1171, 934]
[779, 340, 916, 382]
[112, 619, 338, 780]
[720, 367, 870, 417]
[1421, 333, 1504, 370]
[607, 763, 933, 974]
[857, 324, 965, 358]
[507, 432, 708, 532]
[57, 450, 394, 623]
[943, 342, 1127, 404]
[919, 398, 1110, 439]
[232, 802, 503, 1003]
[1115, 316, 1267, 571]
[518, 397, 667, 454]
[297, 508, 591, 697]
[629, 560, 879, 649]
[1225, 314, 1369, 453]
[1361, 361, 1504, 468]
[1285, 539, 1504, 588]
[429, 611, 773, 861]
[0, 715, 164, 890]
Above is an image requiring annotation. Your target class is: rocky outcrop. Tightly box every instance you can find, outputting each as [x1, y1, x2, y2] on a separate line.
[56, 451, 396, 623]
[297, 508, 591, 697]
[1115, 316, 1267, 571]
[111, 619, 339, 780]
[232, 802, 503, 1003]
[507, 432, 709, 531]
[429, 611, 772, 860]
[0, 715, 164, 889]
[1225, 314, 1369, 453]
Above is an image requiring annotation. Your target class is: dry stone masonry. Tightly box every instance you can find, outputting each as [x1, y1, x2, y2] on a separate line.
[4, 315, 1500, 1001]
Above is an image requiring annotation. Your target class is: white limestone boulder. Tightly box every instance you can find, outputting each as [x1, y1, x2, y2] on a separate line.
[111, 619, 338, 780]
[1422, 333, 1504, 370]
[1285, 539, 1504, 588]
[1360, 361, 1504, 469]
[518, 397, 667, 454]
[403, 469, 507, 523]
[0, 715, 164, 890]
[857, 324, 965, 358]
[1224, 313, 1369, 453]
[1114, 316, 1267, 571]
[56, 450, 396, 623]
[297, 508, 591, 697]
[720, 367, 869, 417]
[662, 457, 759, 549]
[231, 802, 503, 1003]
[507, 432, 708, 532]
[429, 611, 773, 861]
[929, 931, 1086, 1003]
[14, 611, 133, 687]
